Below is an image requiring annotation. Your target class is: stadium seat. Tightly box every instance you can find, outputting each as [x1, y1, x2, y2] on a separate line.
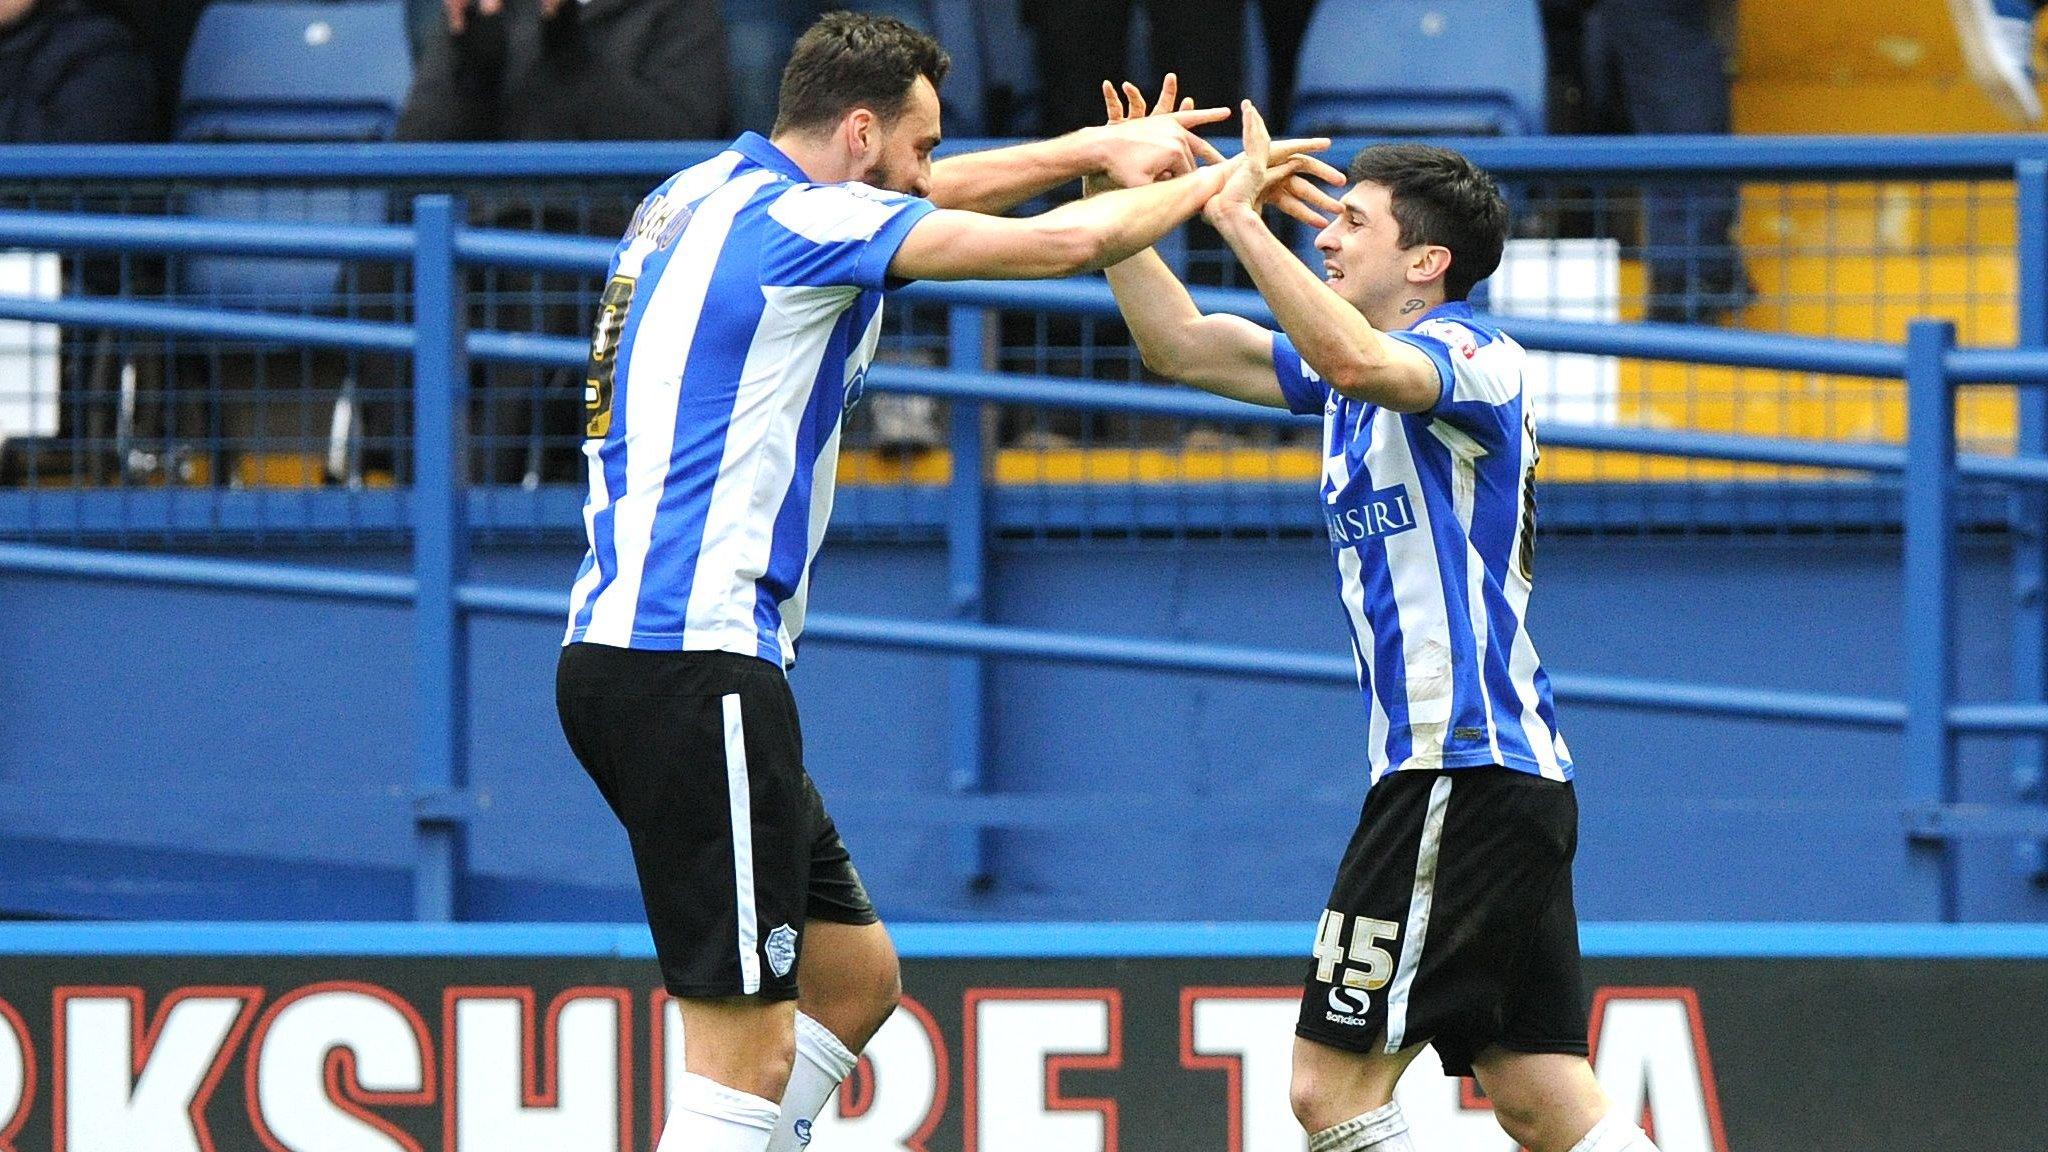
[174, 0, 412, 306]
[177, 0, 412, 142]
[1289, 0, 1547, 136]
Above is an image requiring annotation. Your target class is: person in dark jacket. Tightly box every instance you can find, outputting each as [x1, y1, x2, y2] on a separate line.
[354, 0, 727, 486]
[400, 0, 726, 142]
[0, 0, 156, 143]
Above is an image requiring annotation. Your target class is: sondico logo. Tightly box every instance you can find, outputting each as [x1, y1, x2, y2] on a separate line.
[1326, 986, 1372, 1026]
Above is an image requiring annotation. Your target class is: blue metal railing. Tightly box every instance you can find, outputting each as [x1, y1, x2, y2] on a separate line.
[4, 152, 2048, 917]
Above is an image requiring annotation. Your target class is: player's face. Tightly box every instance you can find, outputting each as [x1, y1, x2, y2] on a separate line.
[1313, 183, 1437, 322]
[860, 76, 942, 199]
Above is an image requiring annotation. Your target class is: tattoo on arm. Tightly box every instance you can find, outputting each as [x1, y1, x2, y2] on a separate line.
[1400, 298, 1426, 315]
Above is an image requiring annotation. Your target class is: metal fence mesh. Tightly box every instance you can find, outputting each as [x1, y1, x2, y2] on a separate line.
[0, 166, 2027, 545]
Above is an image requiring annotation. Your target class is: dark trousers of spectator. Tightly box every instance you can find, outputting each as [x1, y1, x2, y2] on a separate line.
[1022, 0, 1245, 135]
[1582, 0, 1749, 322]
[350, 210, 597, 487]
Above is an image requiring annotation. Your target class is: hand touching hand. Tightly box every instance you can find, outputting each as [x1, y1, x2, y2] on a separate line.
[1083, 72, 1231, 192]
[1202, 99, 1346, 229]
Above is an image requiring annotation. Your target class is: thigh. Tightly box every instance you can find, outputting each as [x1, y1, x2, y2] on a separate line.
[557, 644, 816, 1001]
[801, 770, 879, 926]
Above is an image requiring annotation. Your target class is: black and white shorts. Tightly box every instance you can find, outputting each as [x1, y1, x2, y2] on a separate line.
[1295, 766, 1589, 1078]
[556, 643, 877, 1001]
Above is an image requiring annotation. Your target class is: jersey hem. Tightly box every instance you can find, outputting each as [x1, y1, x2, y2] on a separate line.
[1384, 749, 1574, 780]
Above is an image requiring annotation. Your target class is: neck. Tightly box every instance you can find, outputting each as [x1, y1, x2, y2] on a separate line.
[1371, 292, 1444, 332]
[767, 130, 856, 186]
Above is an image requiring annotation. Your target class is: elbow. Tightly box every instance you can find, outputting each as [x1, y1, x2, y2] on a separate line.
[1041, 224, 1109, 276]
[1136, 342, 1181, 380]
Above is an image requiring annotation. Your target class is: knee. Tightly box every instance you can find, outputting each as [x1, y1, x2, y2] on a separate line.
[865, 953, 904, 1029]
[1289, 1064, 1366, 1136]
[1488, 1096, 1547, 1150]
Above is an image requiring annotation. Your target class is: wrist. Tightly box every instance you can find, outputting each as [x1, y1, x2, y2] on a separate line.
[1069, 125, 1112, 175]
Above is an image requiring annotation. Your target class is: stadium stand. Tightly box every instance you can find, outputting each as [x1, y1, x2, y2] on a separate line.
[1289, 0, 1547, 136]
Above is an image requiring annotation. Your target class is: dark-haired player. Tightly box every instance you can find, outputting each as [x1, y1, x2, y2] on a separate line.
[1096, 88, 1660, 1152]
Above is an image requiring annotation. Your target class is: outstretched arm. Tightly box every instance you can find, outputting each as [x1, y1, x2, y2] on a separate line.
[1095, 83, 1347, 408]
[926, 77, 1228, 214]
[1204, 102, 1442, 413]
[891, 160, 1235, 280]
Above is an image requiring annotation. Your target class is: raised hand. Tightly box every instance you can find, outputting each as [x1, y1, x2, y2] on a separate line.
[1085, 72, 1232, 191]
[1204, 100, 1345, 229]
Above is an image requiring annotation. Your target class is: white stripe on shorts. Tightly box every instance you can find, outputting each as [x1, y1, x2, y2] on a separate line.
[722, 692, 760, 994]
[1383, 775, 1453, 1053]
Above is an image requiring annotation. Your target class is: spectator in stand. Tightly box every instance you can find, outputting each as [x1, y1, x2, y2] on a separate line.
[357, 0, 728, 485]
[100, 0, 203, 140]
[402, 0, 726, 142]
[0, 0, 156, 143]
[725, 1, 933, 136]
[1025, 0, 1243, 137]
[1578, 0, 1750, 324]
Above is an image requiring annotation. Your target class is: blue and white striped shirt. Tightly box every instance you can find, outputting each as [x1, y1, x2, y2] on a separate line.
[564, 133, 936, 667]
[1275, 302, 1573, 783]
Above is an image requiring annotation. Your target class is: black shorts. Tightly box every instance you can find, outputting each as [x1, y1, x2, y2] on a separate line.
[1295, 766, 1588, 1078]
[555, 643, 876, 1001]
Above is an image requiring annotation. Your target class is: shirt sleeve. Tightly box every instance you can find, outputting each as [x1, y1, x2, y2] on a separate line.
[761, 182, 939, 291]
[1272, 332, 1331, 416]
[1389, 318, 1518, 448]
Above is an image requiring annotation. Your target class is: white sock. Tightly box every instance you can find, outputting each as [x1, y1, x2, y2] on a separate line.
[1567, 1109, 1661, 1152]
[1310, 1101, 1415, 1152]
[659, 1072, 780, 1152]
[763, 1012, 861, 1152]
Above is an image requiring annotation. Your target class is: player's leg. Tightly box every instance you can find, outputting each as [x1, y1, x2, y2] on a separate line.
[1290, 1036, 1424, 1150]
[759, 919, 902, 1152]
[1291, 772, 1452, 1151]
[557, 645, 817, 1152]
[760, 754, 901, 1151]
[1470, 1049, 1656, 1152]
[667, 997, 798, 1151]
[1467, 781, 1644, 1152]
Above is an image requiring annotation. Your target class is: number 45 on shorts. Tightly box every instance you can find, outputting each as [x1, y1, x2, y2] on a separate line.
[1313, 909, 1401, 991]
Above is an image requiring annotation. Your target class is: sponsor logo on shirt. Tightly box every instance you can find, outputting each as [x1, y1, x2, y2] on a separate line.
[1417, 318, 1479, 360]
[1324, 484, 1418, 548]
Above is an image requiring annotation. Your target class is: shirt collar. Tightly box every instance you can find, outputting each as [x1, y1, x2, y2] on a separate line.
[1404, 299, 1472, 329]
[732, 132, 812, 183]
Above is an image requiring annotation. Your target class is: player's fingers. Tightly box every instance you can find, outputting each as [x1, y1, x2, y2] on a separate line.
[1171, 107, 1233, 129]
[1295, 155, 1348, 186]
[1239, 100, 1270, 167]
[444, 0, 466, 31]
[1267, 137, 1334, 163]
[1288, 176, 1347, 216]
[1156, 72, 1179, 114]
[1273, 193, 1334, 229]
[1122, 81, 1149, 119]
[1180, 97, 1195, 112]
[1102, 80, 1125, 123]
[1187, 131, 1229, 166]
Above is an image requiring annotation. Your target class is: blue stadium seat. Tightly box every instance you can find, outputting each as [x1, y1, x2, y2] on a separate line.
[1289, 0, 1546, 137]
[175, 0, 412, 306]
[177, 0, 412, 142]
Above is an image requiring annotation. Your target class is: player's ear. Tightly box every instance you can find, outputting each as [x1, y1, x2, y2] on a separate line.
[1410, 244, 1451, 287]
[843, 107, 878, 161]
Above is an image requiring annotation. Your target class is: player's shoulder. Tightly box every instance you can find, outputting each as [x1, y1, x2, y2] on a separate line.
[763, 179, 926, 244]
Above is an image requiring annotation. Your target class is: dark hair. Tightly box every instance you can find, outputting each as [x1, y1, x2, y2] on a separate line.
[771, 11, 951, 137]
[1346, 144, 1508, 302]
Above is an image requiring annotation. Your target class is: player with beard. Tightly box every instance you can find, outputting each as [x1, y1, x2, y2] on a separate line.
[555, 14, 1331, 1152]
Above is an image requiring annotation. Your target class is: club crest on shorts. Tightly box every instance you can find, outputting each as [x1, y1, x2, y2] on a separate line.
[765, 923, 799, 977]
